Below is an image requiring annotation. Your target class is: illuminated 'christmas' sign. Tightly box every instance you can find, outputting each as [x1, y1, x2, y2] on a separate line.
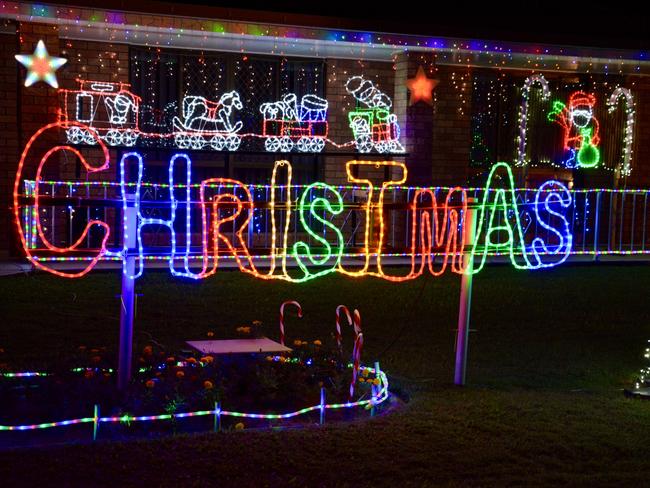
[14, 123, 573, 281]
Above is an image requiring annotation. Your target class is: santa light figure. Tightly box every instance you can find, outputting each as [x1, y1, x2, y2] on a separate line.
[547, 91, 600, 169]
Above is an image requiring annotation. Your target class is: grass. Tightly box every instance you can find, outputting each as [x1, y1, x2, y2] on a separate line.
[1, 264, 650, 486]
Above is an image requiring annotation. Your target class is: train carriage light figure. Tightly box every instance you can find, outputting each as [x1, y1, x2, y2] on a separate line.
[172, 91, 244, 151]
[59, 80, 141, 147]
[345, 76, 404, 154]
[260, 93, 329, 152]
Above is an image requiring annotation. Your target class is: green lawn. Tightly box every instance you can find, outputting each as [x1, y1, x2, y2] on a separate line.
[1, 265, 650, 486]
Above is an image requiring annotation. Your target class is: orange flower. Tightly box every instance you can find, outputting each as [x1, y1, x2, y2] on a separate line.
[203, 380, 214, 390]
[252, 320, 262, 327]
[293, 339, 302, 347]
[187, 357, 197, 364]
[143, 345, 153, 356]
[372, 378, 381, 386]
[145, 380, 155, 388]
[234, 422, 245, 430]
[166, 356, 175, 363]
[313, 340, 322, 346]
[207, 331, 215, 337]
[176, 371, 185, 379]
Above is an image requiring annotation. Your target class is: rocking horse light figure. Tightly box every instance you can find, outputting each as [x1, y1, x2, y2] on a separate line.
[173, 91, 244, 151]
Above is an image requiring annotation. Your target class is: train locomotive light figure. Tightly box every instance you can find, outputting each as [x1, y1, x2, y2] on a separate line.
[172, 91, 243, 151]
[345, 76, 404, 154]
[59, 79, 141, 147]
[260, 93, 328, 152]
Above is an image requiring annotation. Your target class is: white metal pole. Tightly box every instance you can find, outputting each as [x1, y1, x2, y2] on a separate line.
[454, 198, 477, 386]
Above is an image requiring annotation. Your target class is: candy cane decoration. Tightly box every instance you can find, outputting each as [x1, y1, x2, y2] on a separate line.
[279, 300, 302, 346]
[349, 309, 363, 400]
[607, 87, 635, 177]
[335, 305, 352, 351]
[516, 74, 551, 167]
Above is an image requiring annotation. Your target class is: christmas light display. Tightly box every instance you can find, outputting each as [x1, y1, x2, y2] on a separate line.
[607, 87, 635, 177]
[0, 364, 388, 433]
[405, 65, 438, 106]
[515, 74, 551, 167]
[345, 76, 404, 153]
[173, 92, 243, 150]
[547, 91, 601, 169]
[469, 162, 572, 273]
[54, 78, 404, 153]
[60, 79, 141, 146]
[14, 123, 574, 282]
[260, 93, 328, 152]
[15, 39, 67, 88]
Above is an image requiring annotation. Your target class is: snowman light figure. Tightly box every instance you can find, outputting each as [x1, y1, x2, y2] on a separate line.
[547, 91, 601, 169]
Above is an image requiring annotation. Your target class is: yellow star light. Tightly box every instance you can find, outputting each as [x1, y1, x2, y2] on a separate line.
[406, 65, 438, 106]
[15, 40, 67, 89]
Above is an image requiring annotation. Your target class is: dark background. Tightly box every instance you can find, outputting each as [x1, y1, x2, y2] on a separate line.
[57, 0, 650, 51]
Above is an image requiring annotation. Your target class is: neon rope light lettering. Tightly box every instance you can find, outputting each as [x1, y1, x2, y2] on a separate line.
[14, 124, 574, 280]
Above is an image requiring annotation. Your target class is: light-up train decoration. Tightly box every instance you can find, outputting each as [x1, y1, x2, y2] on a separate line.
[345, 76, 404, 153]
[260, 93, 328, 152]
[14, 122, 574, 281]
[57, 77, 403, 154]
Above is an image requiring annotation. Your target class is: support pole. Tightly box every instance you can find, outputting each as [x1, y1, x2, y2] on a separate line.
[214, 402, 221, 432]
[92, 404, 99, 441]
[454, 198, 477, 386]
[319, 387, 325, 425]
[118, 195, 136, 390]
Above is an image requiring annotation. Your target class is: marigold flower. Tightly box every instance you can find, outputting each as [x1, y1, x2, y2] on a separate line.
[207, 331, 215, 337]
[176, 371, 185, 379]
[359, 377, 365, 383]
[373, 378, 381, 386]
[166, 356, 175, 363]
[145, 379, 155, 388]
[234, 422, 245, 430]
[204, 380, 214, 390]
[187, 357, 197, 364]
[252, 320, 262, 327]
[143, 345, 153, 356]
[313, 340, 322, 346]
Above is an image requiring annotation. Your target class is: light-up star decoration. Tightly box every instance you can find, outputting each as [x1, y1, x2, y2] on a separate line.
[406, 66, 438, 106]
[15, 40, 67, 89]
